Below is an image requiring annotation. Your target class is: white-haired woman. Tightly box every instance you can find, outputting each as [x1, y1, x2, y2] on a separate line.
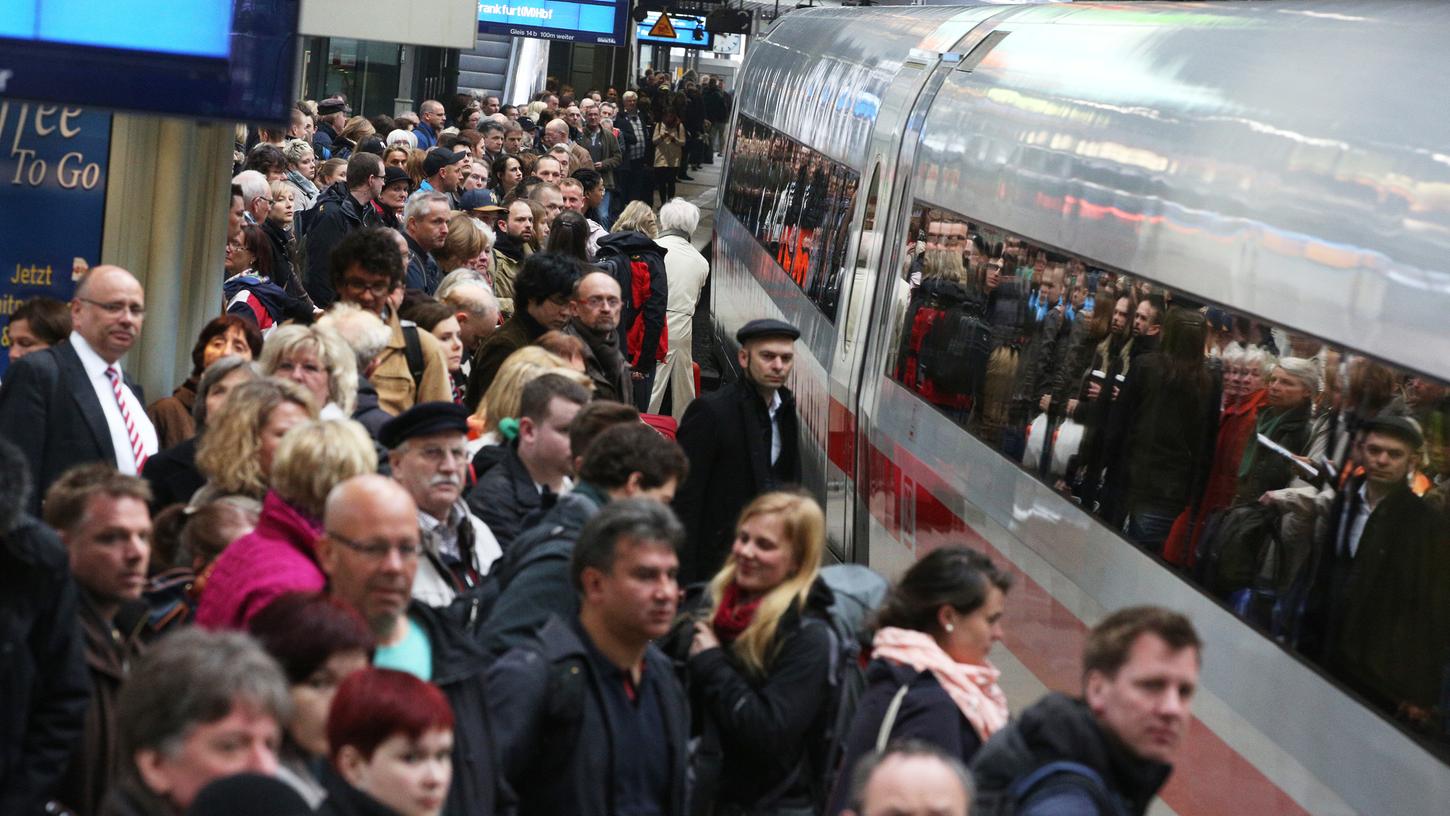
[649, 197, 710, 419]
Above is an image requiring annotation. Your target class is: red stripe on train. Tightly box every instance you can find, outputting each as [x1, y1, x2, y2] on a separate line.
[828, 397, 1311, 816]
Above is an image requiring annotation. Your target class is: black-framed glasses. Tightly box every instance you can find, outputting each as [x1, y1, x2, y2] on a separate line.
[327, 531, 421, 561]
[78, 297, 145, 317]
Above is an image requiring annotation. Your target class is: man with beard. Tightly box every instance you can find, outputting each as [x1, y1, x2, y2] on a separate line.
[465, 253, 581, 407]
[44, 465, 153, 816]
[0, 266, 157, 513]
[564, 272, 631, 403]
[489, 199, 536, 317]
[318, 475, 504, 816]
[673, 319, 802, 582]
[383, 403, 502, 633]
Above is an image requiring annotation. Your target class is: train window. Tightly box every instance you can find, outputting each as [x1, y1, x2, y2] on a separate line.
[886, 198, 1450, 752]
[722, 115, 861, 322]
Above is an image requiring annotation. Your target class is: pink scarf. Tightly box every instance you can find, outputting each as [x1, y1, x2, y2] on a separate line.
[871, 626, 1010, 742]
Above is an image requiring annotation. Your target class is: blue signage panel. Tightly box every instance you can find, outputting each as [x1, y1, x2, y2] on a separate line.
[0, 101, 111, 379]
[478, 0, 628, 46]
[637, 12, 713, 50]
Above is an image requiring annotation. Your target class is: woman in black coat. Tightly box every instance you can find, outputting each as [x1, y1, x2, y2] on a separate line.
[826, 547, 1014, 816]
[680, 491, 833, 816]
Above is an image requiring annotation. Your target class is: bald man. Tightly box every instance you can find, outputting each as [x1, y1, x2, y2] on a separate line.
[540, 118, 593, 175]
[843, 742, 972, 816]
[316, 474, 505, 816]
[0, 266, 158, 513]
[564, 272, 631, 402]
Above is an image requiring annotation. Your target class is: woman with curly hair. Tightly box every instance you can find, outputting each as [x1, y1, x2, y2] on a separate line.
[260, 324, 359, 418]
[193, 377, 317, 505]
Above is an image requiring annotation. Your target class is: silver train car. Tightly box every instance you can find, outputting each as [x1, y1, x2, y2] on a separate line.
[708, 3, 1450, 814]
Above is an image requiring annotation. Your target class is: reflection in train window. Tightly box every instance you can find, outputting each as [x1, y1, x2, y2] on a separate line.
[886, 200, 1450, 752]
[723, 115, 861, 322]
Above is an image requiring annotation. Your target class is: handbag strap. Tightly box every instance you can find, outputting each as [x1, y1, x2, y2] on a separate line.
[875, 683, 912, 753]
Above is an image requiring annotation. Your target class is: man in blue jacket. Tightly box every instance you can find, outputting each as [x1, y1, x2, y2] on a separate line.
[486, 499, 690, 816]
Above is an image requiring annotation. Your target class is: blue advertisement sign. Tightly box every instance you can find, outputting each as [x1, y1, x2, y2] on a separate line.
[0, 0, 233, 57]
[478, 0, 628, 46]
[0, 101, 111, 379]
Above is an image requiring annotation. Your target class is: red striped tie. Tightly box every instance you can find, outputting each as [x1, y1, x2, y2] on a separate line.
[105, 366, 148, 472]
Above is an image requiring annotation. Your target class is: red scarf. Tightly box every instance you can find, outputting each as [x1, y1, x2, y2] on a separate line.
[711, 581, 764, 643]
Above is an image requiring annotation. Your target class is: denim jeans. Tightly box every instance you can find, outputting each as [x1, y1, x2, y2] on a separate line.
[1127, 510, 1178, 554]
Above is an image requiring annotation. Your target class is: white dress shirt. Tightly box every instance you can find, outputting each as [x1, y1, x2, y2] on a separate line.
[767, 389, 782, 465]
[69, 331, 158, 474]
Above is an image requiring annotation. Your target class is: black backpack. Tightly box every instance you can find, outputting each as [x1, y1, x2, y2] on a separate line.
[917, 301, 993, 397]
[1194, 503, 1281, 596]
[812, 565, 890, 805]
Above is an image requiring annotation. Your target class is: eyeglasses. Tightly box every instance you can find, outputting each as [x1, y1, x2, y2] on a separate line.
[407, 444, 470, 464]
[581, 295, 621, 309]
[78, 298, 146, 317]
[327, 531, 421, 561]
[342, 278, 393, 297]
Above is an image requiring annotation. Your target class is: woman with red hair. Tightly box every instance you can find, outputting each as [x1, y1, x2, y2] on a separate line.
[320, 668, 455, 816]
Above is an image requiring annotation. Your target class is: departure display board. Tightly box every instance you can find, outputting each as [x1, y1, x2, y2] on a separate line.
[478, 0, 629, 46]
[0, 0, 299, 121]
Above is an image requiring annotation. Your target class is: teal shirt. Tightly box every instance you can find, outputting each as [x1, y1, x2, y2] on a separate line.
[374, 617, 433, 681]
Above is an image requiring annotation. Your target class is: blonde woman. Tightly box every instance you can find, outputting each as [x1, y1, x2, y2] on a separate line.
[260, 324, 359, 418]
[681, 492, 832, 815]
[467, 345, 591, 453]
[434, 213, 488, 276]
[194, 378, 317, 505]
[197, 418, 378, 629]
[612, 199, 659, 238]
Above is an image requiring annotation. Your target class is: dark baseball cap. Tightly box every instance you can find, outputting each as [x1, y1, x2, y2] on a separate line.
[423, 148, 465, 177]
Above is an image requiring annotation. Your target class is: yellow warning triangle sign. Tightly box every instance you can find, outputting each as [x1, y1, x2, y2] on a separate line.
[648, 14, 678, 39]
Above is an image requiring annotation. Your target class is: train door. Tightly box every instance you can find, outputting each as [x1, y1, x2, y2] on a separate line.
[848, 17, 1014, 566]
[825, 51, 944, 562]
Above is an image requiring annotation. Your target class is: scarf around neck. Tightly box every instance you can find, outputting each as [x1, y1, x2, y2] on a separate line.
[871, 626, 1010, 742]
[711, 581, 765, 643]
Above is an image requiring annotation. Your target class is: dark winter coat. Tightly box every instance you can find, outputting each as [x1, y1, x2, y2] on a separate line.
[478, 484, 607, 659]
[1308, 478, 1450, 710]
[486, 616, 690, 816]
[405, 232, 443, 295]
[680, 580, 835, 811]
[351, 376, 392, 439]
[674, 380, 801, 583]
[1232, 401, 1312, 503]
[463, 310, 549, 410]
[465, 441, 550, 552]
[141, 437, 203, 511]
[826, 659, 984, 816]
[301, 182, 382, 308]
[972, 693, 1171, 816]
[0, 515, 89, 816]
[316, 763, 402, 816]
[56, 595, 145, 816]
[408, 601, 506, 816]
[1102, 352, 1221, 518]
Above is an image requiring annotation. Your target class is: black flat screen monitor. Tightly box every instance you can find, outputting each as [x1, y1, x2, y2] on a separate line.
[0, 0, 300, 122]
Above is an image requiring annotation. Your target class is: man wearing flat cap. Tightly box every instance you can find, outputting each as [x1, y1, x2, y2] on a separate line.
[421, 147, 465, 210]
[673, 318, 802, 582]
[1305, 413, 1450, 725]
[381, 402, 502, 634]
[313, 96, 351, 160]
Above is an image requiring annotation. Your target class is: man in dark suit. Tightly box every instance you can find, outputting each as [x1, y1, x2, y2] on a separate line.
[0, 266, 157, 514]
[674, 319, 802, 582]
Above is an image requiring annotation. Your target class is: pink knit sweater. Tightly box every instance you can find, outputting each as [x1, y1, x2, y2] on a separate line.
[196, 491, 326, 630]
